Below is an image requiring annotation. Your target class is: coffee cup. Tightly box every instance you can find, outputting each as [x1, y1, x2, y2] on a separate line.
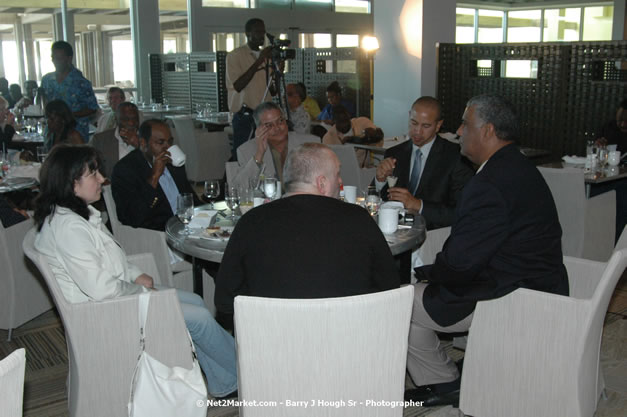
[378, 208, 399, 234]
[608, 151, 621, 166]
[167, 145, 186, 167]
[344, 185, 357, 203]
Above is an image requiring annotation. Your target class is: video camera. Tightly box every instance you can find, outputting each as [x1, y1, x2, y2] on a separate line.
[266, 33, 296, 61]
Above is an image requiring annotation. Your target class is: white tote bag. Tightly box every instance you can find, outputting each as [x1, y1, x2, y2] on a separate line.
[128, 292, 207, 417]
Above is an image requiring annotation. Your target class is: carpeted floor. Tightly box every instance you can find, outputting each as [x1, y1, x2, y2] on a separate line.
[1, 274, 625, 417]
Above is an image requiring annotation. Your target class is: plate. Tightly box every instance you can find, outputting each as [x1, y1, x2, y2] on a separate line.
[0, 177, 38, 193]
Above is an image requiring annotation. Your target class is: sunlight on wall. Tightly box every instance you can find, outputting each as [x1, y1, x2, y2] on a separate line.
[400, 0, 422, 59]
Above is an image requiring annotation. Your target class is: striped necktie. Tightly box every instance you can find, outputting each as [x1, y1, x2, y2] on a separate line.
[408, 148, 422, 195]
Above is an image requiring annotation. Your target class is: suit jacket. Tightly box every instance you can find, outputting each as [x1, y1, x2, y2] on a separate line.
[110, 148, 199, 231]
[419, 143, 569, 326]
[89, 128, 118, 179]
[381, 136, 474, 229]
[232, 132, 316, 189]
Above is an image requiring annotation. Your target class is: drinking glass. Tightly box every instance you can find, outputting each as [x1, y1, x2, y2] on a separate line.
[598, 147, 609, 171]
[176, 193, 194, 235]
[203, 179, 220, 209]
[163, 98, 169, 110]
[263, 177, 277, 199]
[225, 184, 240, 221]
[36, 146, 48, 163]
[239, 184, 254, 215]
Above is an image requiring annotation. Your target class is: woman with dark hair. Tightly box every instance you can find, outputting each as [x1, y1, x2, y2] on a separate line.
[33, 144, 238, 398]
[45, 99, 83, 148]
[317, 80, 356, 124]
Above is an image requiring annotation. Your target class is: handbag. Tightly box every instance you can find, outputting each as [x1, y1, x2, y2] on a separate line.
[128, 292, 207, 417]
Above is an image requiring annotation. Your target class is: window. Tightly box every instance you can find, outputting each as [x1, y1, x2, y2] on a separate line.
[299, 33, 332, 48]
[582, 6, 613, 41]
[201, 0, 248, 7]
[295, 0, 332, 11]
[213, 33, 247, 52]
[456, 8, 475, 44]
[335, 0, 370, 14]
[478, 9, 504, 43]
[336, 34, 359, 48]
[253, 0, 291, 8]
[456, 6, 613, 44]
[504, 60, 538, 79]
[1, 41, 19, 85]
[507, 10, 541, 43]
[163, 39, 177, 54]
[544, 8, 580, 42]
[111, 38, 135, 85]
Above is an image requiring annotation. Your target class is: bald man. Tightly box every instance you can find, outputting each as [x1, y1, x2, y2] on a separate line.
[215, 142, 399, 326]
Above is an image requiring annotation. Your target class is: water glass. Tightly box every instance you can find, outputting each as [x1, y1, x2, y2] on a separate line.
[36, 146, 48, 163]
[203, 180, 220, 209]
[239, 184, 254, 215]
[176, 193, 194, 235]
[263, 177, 278, 199]
[225, 184, 240, 221]
[598, 146, 609, 170]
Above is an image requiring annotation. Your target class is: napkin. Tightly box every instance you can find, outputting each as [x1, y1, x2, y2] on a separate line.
[381, 201, 404, 210]
[188, 210, 216, 229]
[9, 163, 41, 181]
[562, 155, 587, 165]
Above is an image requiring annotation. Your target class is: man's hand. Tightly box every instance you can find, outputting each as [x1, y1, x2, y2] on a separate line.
[134, 274, 154, 289]
[259, 46, 273, 62]
[119, 127, 140, 148]
[388, 187, 422, 211]
[376, 157, 396, 182]
[148, 150, 171, 188]
[253, 124, 270, 163]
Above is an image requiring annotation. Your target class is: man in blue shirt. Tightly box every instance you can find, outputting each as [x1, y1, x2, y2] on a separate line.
[41, 41, 98, 142]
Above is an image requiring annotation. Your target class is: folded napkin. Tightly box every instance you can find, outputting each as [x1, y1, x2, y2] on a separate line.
[188, 210, 216, 229]
[381, 201, 404, 210]
[9, 163, 41, 181]
[562, 155, 587, 165]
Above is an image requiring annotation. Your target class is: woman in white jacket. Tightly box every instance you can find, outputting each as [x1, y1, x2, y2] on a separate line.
[34, 144, 237, 398]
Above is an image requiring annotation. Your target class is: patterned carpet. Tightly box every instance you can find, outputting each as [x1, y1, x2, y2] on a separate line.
[1, 309, 624, 417]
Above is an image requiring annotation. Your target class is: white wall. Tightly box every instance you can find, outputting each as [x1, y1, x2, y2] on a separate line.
[373, 0, 456, 137]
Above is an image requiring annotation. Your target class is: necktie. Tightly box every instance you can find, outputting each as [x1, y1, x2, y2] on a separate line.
[408, 148, 422, 195]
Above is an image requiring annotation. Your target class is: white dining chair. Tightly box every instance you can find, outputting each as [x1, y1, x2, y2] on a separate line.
[0, 348, 26, 417]
[234, 286, 414, 417]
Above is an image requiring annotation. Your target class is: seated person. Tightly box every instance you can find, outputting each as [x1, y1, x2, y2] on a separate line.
[404, 94, 568, 406]
[90, 102, 141, 178]
[297, 82, 321, 121]
[0, 195, 28, 228]
[33, 144, 237, 398]
[0, 96, 16, 147]
[322, 105, 383, 167]
[45, 99, 83, 148]
[97, 87, 126, 133]
[317, 81, 356, 124]
[14, 80, 38, 110]
[597, 98, 627, 154]
[375, 96, 474, 230]
[231, 102, 316, 191]
[9, 84, 23, 109]
[216, 142, 400, 327]
[111, 119, 200, 231]
[286, 83, 311, 134]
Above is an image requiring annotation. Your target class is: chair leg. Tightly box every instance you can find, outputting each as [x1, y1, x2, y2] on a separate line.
[7, 327, 13, 341]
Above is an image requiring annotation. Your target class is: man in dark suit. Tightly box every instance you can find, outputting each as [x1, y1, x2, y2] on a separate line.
[90, 102, 140, 178]
[111, 119, 199, 231]
[376, 97, 473, 229]
[404, 94, 569, 406]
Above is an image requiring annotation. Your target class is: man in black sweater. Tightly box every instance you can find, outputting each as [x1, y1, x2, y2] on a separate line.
[215, 143, 400, 325]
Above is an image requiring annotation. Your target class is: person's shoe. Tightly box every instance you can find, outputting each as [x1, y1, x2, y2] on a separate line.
[404, 378, 460, 407]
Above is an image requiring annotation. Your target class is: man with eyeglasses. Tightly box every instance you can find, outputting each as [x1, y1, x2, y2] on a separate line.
[231, 102, 316, 191]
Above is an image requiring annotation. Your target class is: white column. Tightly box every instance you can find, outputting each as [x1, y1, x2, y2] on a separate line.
[373, 0, 456, 137]
[13, 17, 27, 86]
[130, 0, 161, 102]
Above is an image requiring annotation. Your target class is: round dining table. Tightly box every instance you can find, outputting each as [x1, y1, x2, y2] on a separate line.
[165, 202, 426, 296]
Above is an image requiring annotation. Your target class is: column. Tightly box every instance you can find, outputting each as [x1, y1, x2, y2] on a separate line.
[23, 24, 37, 82]
[13, 17, 27, 86]
[613, 0, 626, 40]
[130, 0, 161, 102]
[372, 0, 456, 136]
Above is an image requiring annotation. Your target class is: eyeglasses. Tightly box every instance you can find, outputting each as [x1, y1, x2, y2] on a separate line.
[262, 117, 286, 130]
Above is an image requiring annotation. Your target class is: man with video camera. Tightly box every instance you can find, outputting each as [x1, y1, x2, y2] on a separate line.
[226, 18, 278, 158]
